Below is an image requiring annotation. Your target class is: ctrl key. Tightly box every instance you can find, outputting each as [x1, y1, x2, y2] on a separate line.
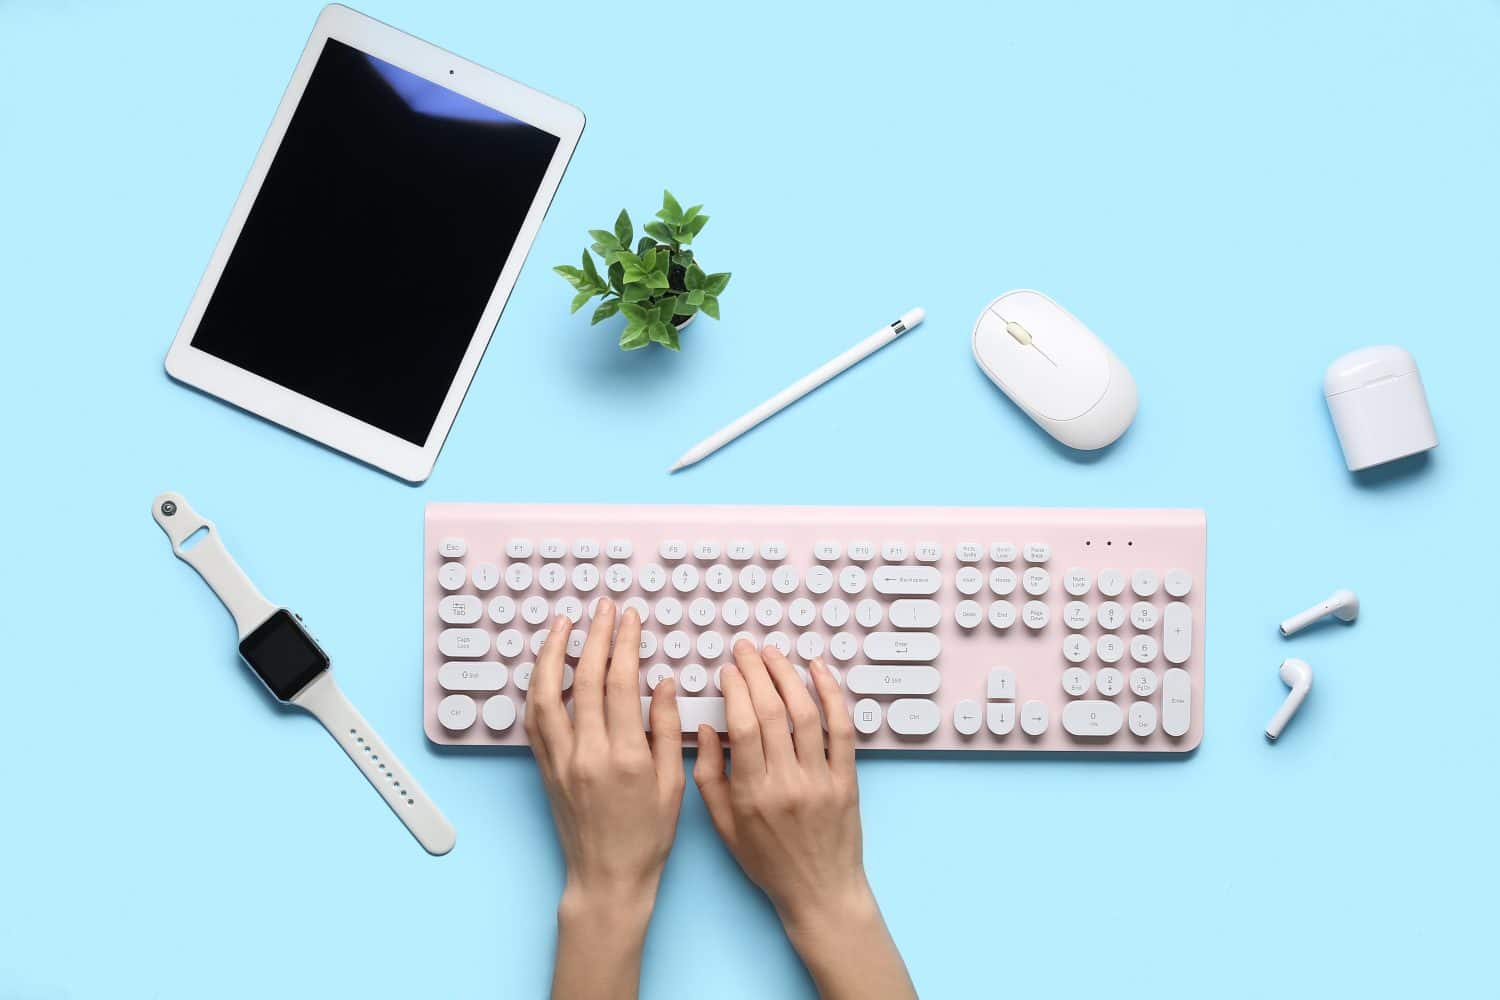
[438, 694, 477, 731]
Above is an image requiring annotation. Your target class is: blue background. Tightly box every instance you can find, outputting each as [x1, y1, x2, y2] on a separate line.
[2, 1, 1495, 997]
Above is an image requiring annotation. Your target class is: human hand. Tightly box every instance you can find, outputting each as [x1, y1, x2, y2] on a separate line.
[526, 598, 683, 999]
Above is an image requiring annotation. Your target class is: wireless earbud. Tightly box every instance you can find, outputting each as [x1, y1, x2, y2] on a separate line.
[1279, 589, 1359, 636]
[1265, 658, 1312, 742]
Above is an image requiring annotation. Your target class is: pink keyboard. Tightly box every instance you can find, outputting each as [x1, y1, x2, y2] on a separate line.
[423, 503, 1206, 754]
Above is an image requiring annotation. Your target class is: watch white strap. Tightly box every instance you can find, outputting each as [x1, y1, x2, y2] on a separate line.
[151, 492, 277, 638]
[293, 672, 456, 856]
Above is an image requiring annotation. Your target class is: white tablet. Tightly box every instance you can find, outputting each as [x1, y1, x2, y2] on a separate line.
[165, 5, 584, 482]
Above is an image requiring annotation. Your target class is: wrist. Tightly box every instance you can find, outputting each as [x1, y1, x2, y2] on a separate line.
[558, 876, 658, 936]
[777, 877, 880, 950]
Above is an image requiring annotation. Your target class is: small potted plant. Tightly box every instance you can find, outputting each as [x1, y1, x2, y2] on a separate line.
[554, 191, 731, 351]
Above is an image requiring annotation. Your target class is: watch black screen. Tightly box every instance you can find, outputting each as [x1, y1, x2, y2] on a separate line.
[239, 610, 330, 701]
[189, 38, 562, 445]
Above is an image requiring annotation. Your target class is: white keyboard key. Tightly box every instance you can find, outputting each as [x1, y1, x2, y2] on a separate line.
[1164, 569, 1193, 597]
[1022, 567, 1050, 596]
[955, 600, 983, 629]
[553, 597, 583, 623]
[439, 628, 489, 658]
[688, 598, 717, 627]
[572, 564, 599, 593]
[760, 541, 787, 561]
[1131, 602, 1159, 630]
[505, 563, 534, 591]
[623, 597, 650, 621]
[660, 540, 687, 561]
[855, 599, 884, 629]
[698, 631, 726, 659]
[1097, 601, 1125, 630]
[1129, 668, 1158, 697]
[848, 541, 875, 563]
[986, 702, 1016, 736]
[638, 630, 658, 659]
[488, 595, 516, 625]
[471, 563, 500, 592]
[1062, 634, 1091, 663]
[847, 665, 941, 696]
[956, 542, 983, 563]
[889, 599, 942, 629]
[482, 695, 517, 732]
[722, 597, 750, 627]
[438, 694, 477, 731]
[882, 541, 908, 561]
[989, 567, 1017, 595]
[788, 598, 816, 628]
[1023, 542, 1051, 563]
[439, 661, 506, 692]
[953, 699, 983, 736]
[605, 564, 634, 593]
[679, 664, 709, 694]
[796, 633, 825, 660]
[987, 667, 1016, 700]
[1130, 634, 1159, 664]
[693, 540, 721, 560]
[955, 567, 984, 596]
[506, 538, 534, 559]
[822, 599, 851, 628]
[873, 566, 941, 596]
[438, 562, 467, 591]
[863, 631, 941, 662]
[1061, 667, 1091, 696]
[805, 566, 834, 595]
[814, 540, 842, 561]
[540, 539, 566, 559]
[887, 699, 940, 736]
[1131, 569, 1159, 597]
[1022, 601, 1050, 630]
[1096, 633, 1124, 663]
[1163, 602, 1192, 664]
[606, 539, 633, 559]
[727, 540, 755, 562]
[1129, 701, 1157, 737]
[538, 563, 566, 592]
[646, 663, 674, 689]
[1062, 601, 1091, 630]
[829, 632, 858, 661]
[763, 631, 791, 655]
[755, 599, 784, 627]
[990, 541, 1018, 563]
[988, 601, 1017, 630]
[672, 564, 700, 593]
[1062, 700, 1123, 737]
[521, 596, 549, 625]
[655, 598, 684, 627]
[1097, 569, 1125, 597]
[662, 631, 691, 660]
[1020, 700, 1049, 736]
[838, 566, 867, 594]
[512, 662, 533, 692]
[1063, 568, 1091, 596]
[641, 696, 728, 733]
[639, 564, 667, 593]
[916, 542, 942, 563]
[852, 699, 883, 735]
[439, 595, 482, 624]
[439, 537, 467, 558]
[495, 629, 525, 658]
[772, 566, 800, 595]
[1162, 668, 1192, 737]
[740, 565, 768, 594]
[1095, 667, 1124, 697]
[704, 564, 734, 593]
[573, 539, 600, 560]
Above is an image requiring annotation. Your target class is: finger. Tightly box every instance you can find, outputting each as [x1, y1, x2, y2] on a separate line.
[605, 603, 648, 750]
[719, 663, 764, 778]
[762, 646, 827, 771]
[733, 640, 796, 773]
[570, 602, 612, 746]
[810, 659, 855, 780]
[648, 677, 684, 798]
[528, 616, 574, 758]
[693, 724, 736, 844]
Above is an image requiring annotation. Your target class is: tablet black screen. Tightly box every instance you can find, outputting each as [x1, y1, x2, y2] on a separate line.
[190, 38, 560, 445]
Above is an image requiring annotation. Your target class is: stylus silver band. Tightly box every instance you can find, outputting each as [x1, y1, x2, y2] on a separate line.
[152, 492, 276, 637]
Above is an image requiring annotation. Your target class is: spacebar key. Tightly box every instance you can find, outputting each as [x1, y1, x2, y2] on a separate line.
[640, 697, 728, 733]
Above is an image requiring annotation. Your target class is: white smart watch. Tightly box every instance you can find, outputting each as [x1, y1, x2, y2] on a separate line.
[153, 491, 455, 855]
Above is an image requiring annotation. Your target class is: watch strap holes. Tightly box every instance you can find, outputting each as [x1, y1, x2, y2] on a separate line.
[179, 525, 211, 552]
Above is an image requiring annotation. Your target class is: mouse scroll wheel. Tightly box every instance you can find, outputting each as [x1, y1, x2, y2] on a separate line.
[1003, 320, 1033, 346]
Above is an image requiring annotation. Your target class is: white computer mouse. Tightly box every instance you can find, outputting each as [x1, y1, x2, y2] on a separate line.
[971, 290, 1137, 450]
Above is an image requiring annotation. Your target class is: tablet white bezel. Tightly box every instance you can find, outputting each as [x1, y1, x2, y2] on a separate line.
[164, 4, 584, 483]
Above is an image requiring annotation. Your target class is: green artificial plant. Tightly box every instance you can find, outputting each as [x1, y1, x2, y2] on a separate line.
[554, 191, 731, 351]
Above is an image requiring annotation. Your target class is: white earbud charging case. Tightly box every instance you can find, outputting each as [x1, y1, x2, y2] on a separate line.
[1324, 346, 1437, 471]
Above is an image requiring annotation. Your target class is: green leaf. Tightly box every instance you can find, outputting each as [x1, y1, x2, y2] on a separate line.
[588, 229, 620, 250]
[659, 324, 681, 351]
[704, 272, 731, 295]
[621, 284, 652, 302]
[636, 236, 655, 257]
[658, 190, 684, 225]
[553, 264, 585, 288]
[656, 298, 678, 324]
[620, 302, 651, 325]
[619, 324, 650, 350]
[643, 221, 675, 244]
[686, 289, 705, 306]
[640, 247, 657, 272]
[608, 262, 624, 293]
[643, 269, 671, 289]
[613, 210, 633, 248]
[700, 294, 720, 320]
[591, 298, 620, 325]
[675, 299, 698, 318]
[683, 204, 703, 223]
[580, 251, 601, 288]
[570, 288, 596, 314]
[688, 214, 709, 238]
[684, 264, 705, 290]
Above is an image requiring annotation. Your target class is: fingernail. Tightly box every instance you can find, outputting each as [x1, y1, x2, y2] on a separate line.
[552, 616, 570, 632]
[659, 677, 675, 694]
[810, 658, 824, 672]
[623, 606, 639, 624]
[733, 638, 752, 654]
[598, 596, 614, 614]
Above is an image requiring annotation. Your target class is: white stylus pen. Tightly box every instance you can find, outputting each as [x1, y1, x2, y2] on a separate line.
[670, 307, 926, 472]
